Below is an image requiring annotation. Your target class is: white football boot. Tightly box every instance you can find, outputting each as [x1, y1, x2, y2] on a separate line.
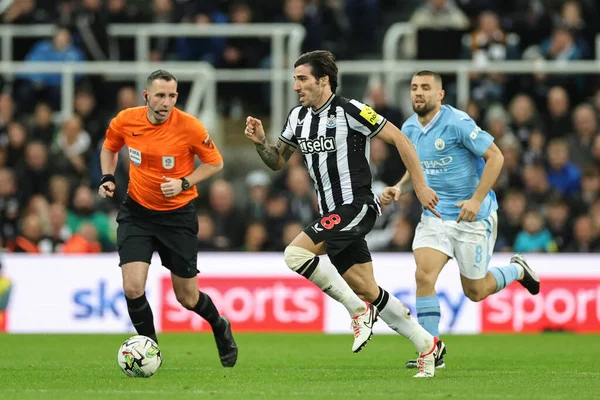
[351, 302, 378, 353]
[413, 337, 443, 378]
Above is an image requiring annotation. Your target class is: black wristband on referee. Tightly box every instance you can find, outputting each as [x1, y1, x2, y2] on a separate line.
[100, 174, 116, 185]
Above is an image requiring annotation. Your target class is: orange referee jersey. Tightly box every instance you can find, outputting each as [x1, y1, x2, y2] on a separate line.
[103, 106, 222, 211]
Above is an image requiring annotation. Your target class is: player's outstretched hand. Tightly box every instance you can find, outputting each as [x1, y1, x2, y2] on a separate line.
[415, 185, 441, 218]
[98, 182, 115, 198]
[161, 176, 183, 198]
[380, 186, 401, 206]
[455, 198, 481, 223]
[245, 116, 266, 144]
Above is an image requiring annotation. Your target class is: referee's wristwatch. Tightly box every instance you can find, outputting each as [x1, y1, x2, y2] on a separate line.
[181, 177, 191, 191]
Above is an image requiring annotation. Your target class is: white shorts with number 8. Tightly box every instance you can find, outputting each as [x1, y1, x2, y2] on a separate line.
[412, 211, 498, 280]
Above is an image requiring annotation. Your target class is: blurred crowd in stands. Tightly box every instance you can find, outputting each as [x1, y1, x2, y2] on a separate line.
[1, 0, 600, 254]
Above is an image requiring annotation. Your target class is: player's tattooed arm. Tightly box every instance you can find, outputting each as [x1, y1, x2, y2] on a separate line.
[255, 139, 293, 171]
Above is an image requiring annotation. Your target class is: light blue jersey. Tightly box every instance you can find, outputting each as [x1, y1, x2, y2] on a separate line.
[402, 105, 498, 221]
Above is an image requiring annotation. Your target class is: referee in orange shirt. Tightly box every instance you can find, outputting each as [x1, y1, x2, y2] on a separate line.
[99, 70, 237, 367]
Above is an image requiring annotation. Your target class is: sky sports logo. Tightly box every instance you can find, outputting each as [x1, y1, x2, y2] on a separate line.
[481, 278, 600, 332]
[160, 277, 326, 332]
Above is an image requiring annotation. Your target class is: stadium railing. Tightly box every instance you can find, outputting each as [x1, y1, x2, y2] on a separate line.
[1, 23, 600, 137]
[0, 23, 306, 137]
[381, 22, 600, 106]
[0, 60, 219, 137]
[336, 59, 600, 110]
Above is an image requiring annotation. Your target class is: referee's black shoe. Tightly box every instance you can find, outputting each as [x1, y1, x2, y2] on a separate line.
[214, 317, 238, 367]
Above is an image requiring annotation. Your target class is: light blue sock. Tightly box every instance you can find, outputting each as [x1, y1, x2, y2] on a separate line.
[489, 264, 520, 293]
[416, 295, 440, 338]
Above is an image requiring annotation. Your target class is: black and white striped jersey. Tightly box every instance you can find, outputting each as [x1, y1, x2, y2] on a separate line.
[279, 94, 387, 216]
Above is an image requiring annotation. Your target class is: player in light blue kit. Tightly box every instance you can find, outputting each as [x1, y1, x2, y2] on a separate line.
[381, 70, 540, 369]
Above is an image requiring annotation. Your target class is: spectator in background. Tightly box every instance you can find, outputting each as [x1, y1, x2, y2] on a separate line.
[281, 220, 303, 248]
[592, 135, 600, 168]
[568, 104, 597, 169]
[497, 188, 526, 250]
[72, 0, 110, 62]
[522, 128, 545, 166]
[512, 0, 554, 53]
[365, 84, 405, 185]
[528, 26, 585, 103]
[38, 202, 72, 253]
[403, 0, 469, 59]
[276, 0, 324, 53]
[484, 103, 512, 144]
[545, 196, 572, 251]
[115, 86, 139, 113]
[0, 94, 17, 136]
[285, 165, 317, 226]
[48, 174, 71, 207]
[14, 25, 86, 112]
[149, 0, 179, 61]
[240, 221, 269, 251]
[74, 86, 108, 148]
[176, 4, 227, 64]
[61, 222, 102, 253]
[5, 122, 28, 168]
[1, 0, 54, 61]
[462, 11, 520, 108]
[30, 102, 56, 146]
[217, 2, 267, 118]
[508, 94, 540, 148]
[106, 0, 146, 61]
[11, 213, 43, 253]
[15, 141, 51, 205]
[67, 185, 113, 251]
[317, 0, 351, 58]
[50, 115, 91, 185]
[589, 199, 600, 237]
[545, 138, 580, 197]
[0, 168, 21, 247]
[244, 170, 270, 221]
[381, 217, 414, 252]
[369, 137, 404, 187]
[197, 212, 219, 251]
[556, 0, 592, 59]
[343, 0, 380, 57]
[564, 215, 600, 252]
[264, 189, 296, 249]
[569, 165, 600, 216]
[543, 86, 572, 141]
[208, 179, 246, 250]
[513, 210, 557, 253]
[495, 135, 523, 197]
[523, 163, 555, 212]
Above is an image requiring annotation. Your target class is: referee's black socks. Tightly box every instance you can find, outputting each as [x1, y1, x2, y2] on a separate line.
[126, 293, 158, 344]
[192, 291, 226, 334]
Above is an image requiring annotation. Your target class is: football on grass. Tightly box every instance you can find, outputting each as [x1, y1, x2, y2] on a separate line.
[117, 335, 162, 378]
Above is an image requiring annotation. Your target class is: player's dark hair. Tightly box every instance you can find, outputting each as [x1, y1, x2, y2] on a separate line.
[413, 70, 443, 87]
[294, 50, 338, 93]
[146, 70, 177, 88]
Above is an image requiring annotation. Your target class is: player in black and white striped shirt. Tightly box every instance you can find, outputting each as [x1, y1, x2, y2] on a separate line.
[245, 50, 443, 377]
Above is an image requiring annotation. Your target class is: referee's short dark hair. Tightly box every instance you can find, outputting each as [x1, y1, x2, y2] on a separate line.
[413, 70, 443, 87]
[294, 50, 339, 93]
[146, 70, 177, 88]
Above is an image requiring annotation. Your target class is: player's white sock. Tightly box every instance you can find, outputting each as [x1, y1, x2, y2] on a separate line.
[284, 246, 366, 317]
[372, 287, 433, 353]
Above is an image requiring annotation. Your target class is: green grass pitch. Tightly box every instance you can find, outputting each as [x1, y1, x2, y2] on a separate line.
[0, 333, 598, 399]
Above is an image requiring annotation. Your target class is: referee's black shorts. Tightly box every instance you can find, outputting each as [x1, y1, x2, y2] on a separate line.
[116, 195, 199, 278]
